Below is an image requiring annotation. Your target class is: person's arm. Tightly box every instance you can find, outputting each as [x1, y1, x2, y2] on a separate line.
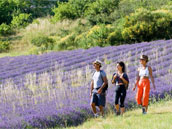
[97, 76, 108, 94]
[120, 73, 129, 85]
[112, 74, 117, 84]
[133, 68, 140, 91]
[148, 66, 156, 90]
[90, 80, 94, 97]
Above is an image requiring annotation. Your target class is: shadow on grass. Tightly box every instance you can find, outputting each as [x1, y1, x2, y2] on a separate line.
[149, 111, 172, 115]
[114, 111, 172, 119]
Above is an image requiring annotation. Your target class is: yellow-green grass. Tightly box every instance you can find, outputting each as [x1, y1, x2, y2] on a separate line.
[0, 18, 88, 58]
[0, 50, 30, 58]
[68, 100, 172, 129]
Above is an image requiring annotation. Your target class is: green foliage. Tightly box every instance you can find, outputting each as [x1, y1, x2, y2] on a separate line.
[11, 13, 32, 29]
[117, 0, 139, 18]
[29, 0, 57, 18]
[52, 2, 76, 22]
[0, 0, 16, 24]
[85, 0, 120, 24]
[55, 33, 77, 50]
[107, 29, 123, 45]
[52, 0, 120, 24]
[138, 0, 170, 11]
[0, 23, 12, 36]
[0, 0, 57, 27]
[0, 41, 10, 52]
[74, 33, 92, 49]
[0, 0, 32, 35]
[2, 0, 172, 53]
[86, 24, 112, 47]
[85, 0, 120, 16]
[52, 0, 93, 22]
[75, 25, 113, 48]
[52, 0, 170, 25]
[121, 8, 172, 43]
[69, 0, 94, 18]
[107, 8, 172, 45]
[52, 19, 91, 50]
[12, 0, 31, 14]
[32, 19, 40, 25]
[31, 35, 55, 51]
[10, 0, 57, 18]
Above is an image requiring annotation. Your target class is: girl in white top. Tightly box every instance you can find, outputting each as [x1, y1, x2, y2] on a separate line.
[139, 66, 149, 77]
[133, 55, 156, 114]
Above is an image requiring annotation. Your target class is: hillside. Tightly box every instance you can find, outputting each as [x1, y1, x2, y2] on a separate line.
[1, 0, 172, 55]
[69, 99, 172, 129]
[0, 40, 172, 128]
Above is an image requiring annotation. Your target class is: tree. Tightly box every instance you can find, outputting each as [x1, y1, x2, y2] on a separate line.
[0, 0, 16, 24]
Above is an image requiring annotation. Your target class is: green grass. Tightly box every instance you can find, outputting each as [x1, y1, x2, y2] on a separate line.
[68, 100, 172, 129]
[0, 51, 30, 58]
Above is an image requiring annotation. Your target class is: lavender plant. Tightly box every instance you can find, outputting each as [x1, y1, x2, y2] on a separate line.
[0, 40, 172, 128]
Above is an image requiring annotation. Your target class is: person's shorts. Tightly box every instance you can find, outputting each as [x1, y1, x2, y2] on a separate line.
[90, 90, 106, 107]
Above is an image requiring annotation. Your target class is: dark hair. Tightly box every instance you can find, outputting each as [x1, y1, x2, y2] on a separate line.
[117, 61, 126, 73]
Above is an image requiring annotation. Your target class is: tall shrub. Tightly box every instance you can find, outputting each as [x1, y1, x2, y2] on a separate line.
[0, 41, 10, 52]
[122, 8, 172, 43]
[85, 0, 120, 24]
[75, 25, 113, 48]
[31, 35, 55, 50]
[52, 0, 94, 22]
[11, 13, 32, 29]
[0, 23, 12, 36]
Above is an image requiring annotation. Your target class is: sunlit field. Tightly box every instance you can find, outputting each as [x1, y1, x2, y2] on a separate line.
[0, 40, 172, 128]
[69, 99, 172, 129]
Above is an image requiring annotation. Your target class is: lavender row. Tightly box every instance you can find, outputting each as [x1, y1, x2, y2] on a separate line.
[0, 40, 172, 128]
[0, 40, 170, 77]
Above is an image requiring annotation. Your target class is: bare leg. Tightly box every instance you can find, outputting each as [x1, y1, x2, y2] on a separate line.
[145, 106, 148, 112]
[120, 107, 125, 115]
[99, 105, 104, 116]
[115, 104, 119, 112]
[91, 103, 97, 114]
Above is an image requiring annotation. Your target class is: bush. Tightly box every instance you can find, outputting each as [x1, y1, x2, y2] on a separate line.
[85, 0, 120, 15]
[55, 33, 77, 50]
[53, 19, 91, 50]
[0, 23, 12, 36]
[0, 0, 16, 24]
[52, 0, 93, 22]
[52, 2, 76, 22]
[121, 8, 172, 43]
[11, 13, 32, 29]
[52, 0, 120, 24]
[87, 25, 112, 47]
[106, 8, 172, 45]
[0, 41, 10, 52]
[31, 35, 55, 50]
[75, 33, 92, 49]
[85, 0, 120, 24]
[75, 24, 113, 48]
[69, 0, 94, 18]
[107, 29, 124, 45]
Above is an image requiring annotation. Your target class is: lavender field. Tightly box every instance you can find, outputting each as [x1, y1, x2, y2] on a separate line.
[0, 40, 172, 128]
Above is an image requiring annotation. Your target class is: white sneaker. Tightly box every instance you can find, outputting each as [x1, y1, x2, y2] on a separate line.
[100, 115, 105, 118]
[94, 113, 99, 118]
[143, 112, 147, 114]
